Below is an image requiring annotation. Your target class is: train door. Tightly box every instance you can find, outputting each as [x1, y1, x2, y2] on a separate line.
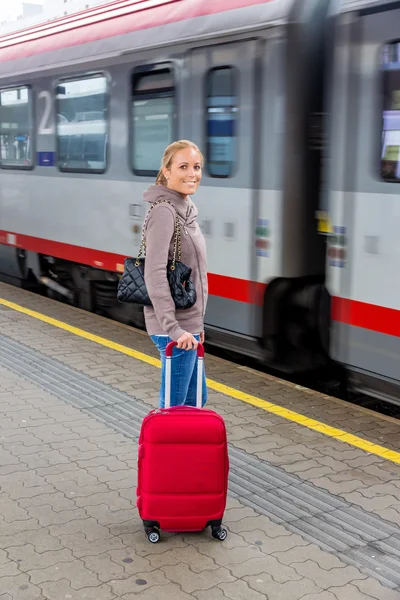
[186, 40, 260, 345]
[331, 4, 400, 398]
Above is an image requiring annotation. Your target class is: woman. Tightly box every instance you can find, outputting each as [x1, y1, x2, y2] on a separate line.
[143, 140, 208, 408]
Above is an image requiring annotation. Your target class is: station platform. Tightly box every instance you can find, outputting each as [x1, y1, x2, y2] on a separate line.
[0, 281, 399, 600]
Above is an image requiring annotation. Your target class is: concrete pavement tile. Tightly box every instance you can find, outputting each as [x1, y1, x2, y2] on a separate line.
[0, 574, 42, 599]
[0, 527, 62, 553]
[0, 561, 20, 578]
[3, 431, 66, 445]
[0, 515, 40, 536]
[193, 540, 262, 567]
[6, 444, 45, 457]
[373, 507, 400, 523]
[360, 483, 400, 499]
[160, 564, 235, 594]
[17, 491, 78, 511]
[76, 456, 130, 471]
[0, 498, 31, 521]
[82, 551, 153, 582]
[272, 545, 351, 569]
[73, 491, 132, 509]
[49, 517, 111, 541]
[28, 558, 100, 588]
[0, 471, 49, 486]
[0, 451, 21, 467]
[0, 464, 29, 477]
[118, 531, 189, 556]
[1, 483, 55, 500]
[193, 590, 229, 600]
[58, 532, 126, 558]
[352, 578, 400, 599]
[344, 456, 384, 468]
[84, 466, 132, 483]
[328, 583, 399, 600]
[105, 474, 133, 491]
[58, 448, 110, 461]
[28, 450, 72, 467]
[32, 428, 81, 444]
[45, 469, 101, 487]
[289, 561, 367, 589]
[223, 505, 262, 523]
[39, 579, 116, 600]
[239, 531, 309, 553]
[51, 438, 111, 452]
[109, 571, 171, 596]
[7, 544, 74, 571]
[226, 555, 302, 583]
[147, 546, 219, 573]
[35, 462, 81, 477]
[339, 491, 399, 512]
[45, 481, 110, 501]
[185, 531, 249, 549]
[225, 515, 293, 538]
[26, 505, 88, 526]
[121, 582, 195, 599]
[309, 476, 369, 495]
[83, 503, 133, 526]
[244, 574, 322, 600]
[299, 593, 338, 600]
[219, 580, 267, 600]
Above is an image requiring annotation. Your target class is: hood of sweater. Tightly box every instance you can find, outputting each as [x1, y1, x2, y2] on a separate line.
[143, 184, 198, 226]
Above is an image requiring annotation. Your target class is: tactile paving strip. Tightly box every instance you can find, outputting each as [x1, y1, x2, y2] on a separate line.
[0, 334, 399, 590]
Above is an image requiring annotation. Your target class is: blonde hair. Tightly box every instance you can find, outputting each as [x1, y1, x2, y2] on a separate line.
[156, 140, 204, 186]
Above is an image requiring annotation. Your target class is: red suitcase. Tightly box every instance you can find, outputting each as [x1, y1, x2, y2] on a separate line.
[136, 341, 229, 543]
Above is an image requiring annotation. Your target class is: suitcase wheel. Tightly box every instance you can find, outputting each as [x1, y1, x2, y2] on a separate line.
[211, 526, 227, 541]
[145, 528, 160, 543]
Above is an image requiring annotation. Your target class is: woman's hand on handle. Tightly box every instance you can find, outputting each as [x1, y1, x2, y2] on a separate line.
[176, 332, 198, 351]
[200, 331, 205, 345]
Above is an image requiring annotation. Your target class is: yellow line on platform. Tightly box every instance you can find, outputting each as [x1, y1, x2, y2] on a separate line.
[1, 296, 400, 466]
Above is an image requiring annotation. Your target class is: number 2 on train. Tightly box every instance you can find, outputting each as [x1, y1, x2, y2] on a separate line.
[38, 90, 54, 135]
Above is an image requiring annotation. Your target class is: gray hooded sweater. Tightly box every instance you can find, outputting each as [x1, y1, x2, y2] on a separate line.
[142, 184, 208, 341]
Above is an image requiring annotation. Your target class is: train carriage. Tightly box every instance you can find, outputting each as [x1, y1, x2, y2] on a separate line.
[324, 0, 400, 403]
[0, 0, 399, 403]
[0, 0, 330, 369]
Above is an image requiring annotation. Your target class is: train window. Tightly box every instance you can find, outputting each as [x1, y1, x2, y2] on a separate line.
[381, 42, 400, 182]
[206, 67, 237, 178]
[56, 74, 108, 173]
[131, 66, 175, 175]
[0, 86, 33, 169]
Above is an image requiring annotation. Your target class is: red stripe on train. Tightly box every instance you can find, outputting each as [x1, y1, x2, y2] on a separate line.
[0, 230, 398, 335]
[0, 230, 265, 305]
[0, 0, 272, 62]
[331, 297, 400, 338]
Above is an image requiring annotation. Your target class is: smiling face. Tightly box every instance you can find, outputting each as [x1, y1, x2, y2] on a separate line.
[162, 146, 202, 196]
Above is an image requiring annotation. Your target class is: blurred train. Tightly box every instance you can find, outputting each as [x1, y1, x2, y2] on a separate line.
[0, 0, 399, 403]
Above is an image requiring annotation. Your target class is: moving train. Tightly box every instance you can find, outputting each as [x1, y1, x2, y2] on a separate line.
[0, 0, 399, 403]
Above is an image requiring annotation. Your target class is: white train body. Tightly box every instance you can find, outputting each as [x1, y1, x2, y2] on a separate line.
[0, 0, 398, 402]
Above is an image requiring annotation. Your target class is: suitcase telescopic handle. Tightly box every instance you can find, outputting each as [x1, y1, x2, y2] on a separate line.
[164, 341, 205, 409]
[165, 341, 204, 357]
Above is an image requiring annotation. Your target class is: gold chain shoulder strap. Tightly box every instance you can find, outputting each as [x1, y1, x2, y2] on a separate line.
[135, 199, 181, 270]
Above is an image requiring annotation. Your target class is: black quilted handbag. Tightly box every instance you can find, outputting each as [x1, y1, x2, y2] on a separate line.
[117, 200, 197, 310]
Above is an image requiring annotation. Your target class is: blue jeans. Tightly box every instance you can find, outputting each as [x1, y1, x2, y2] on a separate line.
[151, 335, 208, 409]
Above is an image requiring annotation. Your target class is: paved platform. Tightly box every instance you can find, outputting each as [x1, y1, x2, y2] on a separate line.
[0, 283, 400, 599]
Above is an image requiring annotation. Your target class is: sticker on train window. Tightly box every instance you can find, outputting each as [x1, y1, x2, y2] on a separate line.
[381, 42, 400, 182]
